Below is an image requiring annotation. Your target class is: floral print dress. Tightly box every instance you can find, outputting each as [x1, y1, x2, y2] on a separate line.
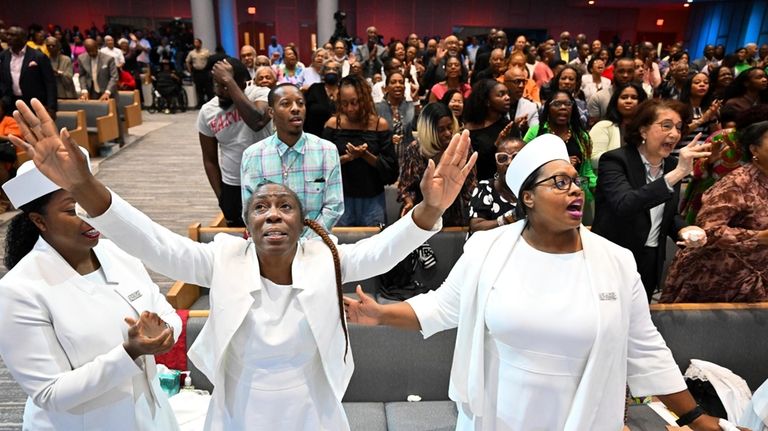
[661, 164, 768, 302]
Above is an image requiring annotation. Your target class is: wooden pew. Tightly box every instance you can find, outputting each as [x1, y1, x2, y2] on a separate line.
[118, 90, 142, 129]
[116, 90, 142, 141]
[53, 110, 89, 154]
[57, 99, 120, 156]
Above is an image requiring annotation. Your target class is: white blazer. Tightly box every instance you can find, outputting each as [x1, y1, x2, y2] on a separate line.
[78, 191, 441, 430]
[0, 238, 181, 431]
[407, 220, 687, 430]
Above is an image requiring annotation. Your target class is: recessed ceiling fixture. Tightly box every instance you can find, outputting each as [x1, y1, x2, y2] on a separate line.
[588, 0, 595, 4]
[684, 3, 690, 6]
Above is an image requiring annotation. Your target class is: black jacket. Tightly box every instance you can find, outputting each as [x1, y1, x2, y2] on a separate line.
[0, 47, 57, 113]
[591, 145, 687, 275]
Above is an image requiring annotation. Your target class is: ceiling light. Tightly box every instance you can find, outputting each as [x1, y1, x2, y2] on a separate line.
[683, 3, 690, 6]
[588, 0, 595, 4]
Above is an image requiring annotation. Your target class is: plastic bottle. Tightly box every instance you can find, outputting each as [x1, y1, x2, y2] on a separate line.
[180, 371, 195, 391]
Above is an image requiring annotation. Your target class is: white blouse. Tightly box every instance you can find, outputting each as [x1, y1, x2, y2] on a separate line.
[464, 238, 597, 430]
[223, 277, 348, 430]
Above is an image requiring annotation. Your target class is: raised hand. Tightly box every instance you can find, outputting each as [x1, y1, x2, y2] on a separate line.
[212, 59, 235, 87]
[494, 120, 518, 147]
[123, 311, 175, 360]
[677, 133, 712, 176]
[419, 129, 477, 212]
[343, 286, 383, 326]
[9, 99, 93, 191]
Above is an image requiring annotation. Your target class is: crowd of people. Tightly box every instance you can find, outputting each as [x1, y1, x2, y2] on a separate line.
[0, 15, 767, 431]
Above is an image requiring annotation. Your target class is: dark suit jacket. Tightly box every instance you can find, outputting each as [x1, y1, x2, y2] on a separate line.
[0, 47, 57, 112]
[553, 46, 578, 64]
[78, 52, 118, 98]
[591, 145, 687, 277]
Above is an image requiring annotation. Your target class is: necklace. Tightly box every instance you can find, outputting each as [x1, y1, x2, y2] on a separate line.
[281, 152, 299, 181]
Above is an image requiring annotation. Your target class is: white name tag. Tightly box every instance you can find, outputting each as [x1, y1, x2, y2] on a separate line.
[599, 292, 617, 301]
[127, 291, 143, 301]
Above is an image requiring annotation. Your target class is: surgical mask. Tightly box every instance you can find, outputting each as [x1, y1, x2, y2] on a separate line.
[324, 73, 339, 85]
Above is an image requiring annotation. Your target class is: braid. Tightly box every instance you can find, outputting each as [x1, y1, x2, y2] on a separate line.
[303, 218, 349, 362]
[4, 192, 55, 270]
[4, 213, 41, 270]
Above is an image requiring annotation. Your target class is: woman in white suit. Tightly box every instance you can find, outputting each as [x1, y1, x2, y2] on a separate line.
[345, 134, 742, 430]
[9, 98, 476, 431]
[0, 156, 181, 429]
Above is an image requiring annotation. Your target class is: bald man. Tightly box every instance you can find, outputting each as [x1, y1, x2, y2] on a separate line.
[423, 34, 466, 91]
[240, 44, 257, 79]
[78, 38, 118, 100]
[355, 25, 385, 78]
[554, 31, 577, 63]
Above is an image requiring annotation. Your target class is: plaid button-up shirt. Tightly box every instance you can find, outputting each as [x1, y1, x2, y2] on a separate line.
[241, 132, 344, 235]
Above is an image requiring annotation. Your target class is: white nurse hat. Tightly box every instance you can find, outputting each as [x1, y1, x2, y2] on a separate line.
[2, 147, 91, 209]
[505, 134, 570, 198]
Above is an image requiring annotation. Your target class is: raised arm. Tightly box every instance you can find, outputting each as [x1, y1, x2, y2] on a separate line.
[212, 60, 271, 132]
[10, 99, 217, 286]
[343, 130, 478, 331]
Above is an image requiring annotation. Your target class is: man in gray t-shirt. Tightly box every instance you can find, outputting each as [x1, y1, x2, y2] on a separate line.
[198, 56, 272, 226]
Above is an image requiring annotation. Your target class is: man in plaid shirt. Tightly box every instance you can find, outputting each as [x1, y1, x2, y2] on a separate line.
[241, 83, 344, 234]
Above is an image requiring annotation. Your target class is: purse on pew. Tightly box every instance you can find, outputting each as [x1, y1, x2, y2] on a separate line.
[376, 225, 436, 301]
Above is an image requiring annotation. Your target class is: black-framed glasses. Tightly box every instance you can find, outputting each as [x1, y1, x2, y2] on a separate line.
[534, 174, 588, 191]
[495, 152, 517, 165]
[550, 100, 574, 108]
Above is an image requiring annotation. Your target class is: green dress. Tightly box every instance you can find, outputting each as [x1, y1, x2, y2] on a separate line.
[524, 123, 597, 202]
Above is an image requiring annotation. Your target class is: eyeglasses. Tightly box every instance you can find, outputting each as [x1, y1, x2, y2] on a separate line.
[550, 100, 574, 108]
[495, 152, 517, 164]
[654, 120, 684, 133]
[533, 174, 588, 191]
[504, 79, 527, 86]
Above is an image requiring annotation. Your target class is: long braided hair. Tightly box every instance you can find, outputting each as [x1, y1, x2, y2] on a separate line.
[303, 218, 349, 362]
[246, 182, 350, 361]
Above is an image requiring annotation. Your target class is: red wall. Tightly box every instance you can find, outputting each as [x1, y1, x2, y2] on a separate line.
[0, 1, 191, 32]
[1, 0, 689, 53]
[349, 0, 689, 44]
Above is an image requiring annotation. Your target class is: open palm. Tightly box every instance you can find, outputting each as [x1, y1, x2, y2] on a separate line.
[9, 98, 92, 191]
[419, 129, 477, 212]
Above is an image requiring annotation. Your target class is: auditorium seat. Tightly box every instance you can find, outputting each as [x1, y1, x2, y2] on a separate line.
[116, 90, 142, 139]
[57, 99, 120, 156]
[53, 109, 89, 156]
[650, 302, 768, 390]
[184, 312, 674, 430]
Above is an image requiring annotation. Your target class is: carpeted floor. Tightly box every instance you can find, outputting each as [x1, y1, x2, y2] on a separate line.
[0, 110, 219, 428]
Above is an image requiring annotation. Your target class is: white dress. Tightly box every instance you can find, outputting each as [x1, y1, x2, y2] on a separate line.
[460, 238, 597, 430]
[222, 277, 348, 430]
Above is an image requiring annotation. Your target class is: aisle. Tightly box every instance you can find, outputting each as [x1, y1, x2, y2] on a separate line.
[0, 111, 220, 429]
